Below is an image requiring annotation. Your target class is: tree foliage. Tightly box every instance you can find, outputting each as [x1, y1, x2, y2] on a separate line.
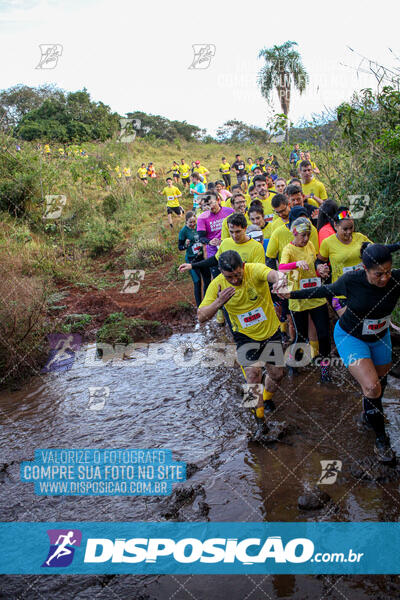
[126, 110, 203, 142]
[216, 119, 267, 144]
[15, 89, 119, 143]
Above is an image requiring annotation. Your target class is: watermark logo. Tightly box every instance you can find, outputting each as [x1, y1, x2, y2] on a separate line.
[43, 194, 67, 219]
[318, 460, 342, 485]
[118, 118, 141, 143]
[42, 529, 82, 567]
[35, 44, 63, 69]
[188, 44, 216, 70]
[348, 195, 370, 219]
[242, 383, 263, 408]
[121, 270, 145, 294]
[41, 334, 82, 373]
[87, 386, 110, 411]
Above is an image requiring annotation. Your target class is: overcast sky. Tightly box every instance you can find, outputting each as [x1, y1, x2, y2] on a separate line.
[0, 0, 399, 135]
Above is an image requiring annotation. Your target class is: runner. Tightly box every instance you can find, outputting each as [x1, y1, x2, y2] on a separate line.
[279, 217, 332, 382]
[168, 161, 180, 184]
[147, 162, 156, 178]
[178, 211, 211, 306]
[304, 151, 320, 174]
[123, 166, 132, 180]
[317, 207, 371, 315]
[232, 154, 247, 190]
[317, 199, 338, 245]
[197, 250, 287, 438]
[248, 166, 264, 189]
[299, 161, 327, 206]
[248, 185, 257, 202]
[246, 157, 255, 183]
[215, 180, 232, 206]
[221, 193, 251, 240]
[252, 175, 275, 223]
[285, 184, 319, 222]
[219, 157, 231, 189]
[295, 151, 305, 170]
[274, 178, 287, 194]
[248, 202, 272, 243]
[196, 191, 234, 274]
[161, 177, 184, 228]
[179, 158, 191, 189]
[193, 160, 209, 184]
[289, 144, 300, 169]
[190, 173, 206, 213]
[285, 241, 400, 462]
[137, 163, 148, 185]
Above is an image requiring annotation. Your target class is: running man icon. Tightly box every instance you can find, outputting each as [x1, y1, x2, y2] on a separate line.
[42, 529, 82, 568]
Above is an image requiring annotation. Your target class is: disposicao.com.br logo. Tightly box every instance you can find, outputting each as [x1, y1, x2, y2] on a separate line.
[42, 529, 82, 567]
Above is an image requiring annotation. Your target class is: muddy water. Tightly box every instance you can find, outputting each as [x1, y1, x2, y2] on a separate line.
[1, 324, 400, 599]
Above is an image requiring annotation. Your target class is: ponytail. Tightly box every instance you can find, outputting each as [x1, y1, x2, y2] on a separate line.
[360, 242, 400, 269]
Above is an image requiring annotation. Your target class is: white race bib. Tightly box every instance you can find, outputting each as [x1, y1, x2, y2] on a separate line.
[264, 213, 274, 222]
[167, 196, 175, 201]
[300, 277, 321, 290]
[362, 315, 390, 335]
[192, 243, 202, 254]
[343, 263, 363, 273]
[237, 307, 267, 329]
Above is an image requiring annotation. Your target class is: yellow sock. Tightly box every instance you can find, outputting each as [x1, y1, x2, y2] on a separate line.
[263, 390, 273, 401]
[256, 406, 264, 419]
[310, 340, 319, 358]
[280, 322, 287, 333]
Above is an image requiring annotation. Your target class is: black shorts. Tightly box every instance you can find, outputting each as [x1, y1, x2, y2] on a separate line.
[140, 177, 147, 181]
[182, 177, 190, 184]
[234, 328, 282, 367]
[167, 206, 184, 215]
[173, 173, 180, 178]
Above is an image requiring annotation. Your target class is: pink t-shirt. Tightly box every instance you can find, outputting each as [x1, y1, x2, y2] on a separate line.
[219, 189, 232, 201]
[197, 206, 234, 257]
[318, 223, 335, 246]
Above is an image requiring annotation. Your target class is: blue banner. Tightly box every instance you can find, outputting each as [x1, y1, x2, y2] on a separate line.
[0, 522, 399, 574]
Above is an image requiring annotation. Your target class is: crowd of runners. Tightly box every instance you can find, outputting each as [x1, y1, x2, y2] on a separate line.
[164, 147, 400, 465]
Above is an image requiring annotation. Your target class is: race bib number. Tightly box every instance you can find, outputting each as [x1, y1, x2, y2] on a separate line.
[237, 307, 267, 329]
[300, 277, 321, 290]
[167, 196, 175, 202]
[264, 213, 274, 222]
[362, 316, 390, 335]
[343, 263, 363, 273]
[192, 243, 202, 254]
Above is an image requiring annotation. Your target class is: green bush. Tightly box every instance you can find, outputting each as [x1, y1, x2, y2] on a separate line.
[81, 216, 122, 257]
[126, 238, 172, 269]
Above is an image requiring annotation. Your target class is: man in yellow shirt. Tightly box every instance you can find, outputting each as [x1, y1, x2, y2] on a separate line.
[179, 158, 191, 189]
[161, 177, 184, 228]
[123, 167, 132, 180]
[198, 249, 286, 439]
[252, 175, 276, 223]
[304, 151, 320, 174]
[137, 163, 148, 184]
[221, 193, 251, 239]
[299, 161, 328, 206]
[219, 156, 231, 189]
[193, 160, 209, 184]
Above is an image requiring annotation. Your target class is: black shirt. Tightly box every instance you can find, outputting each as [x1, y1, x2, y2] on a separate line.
[291, 269, 400, 342]
[232, 160, 246, 173]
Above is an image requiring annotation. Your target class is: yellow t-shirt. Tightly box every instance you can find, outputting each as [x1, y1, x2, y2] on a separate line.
[263, 217, 289, 239]
[137, 167, 147, 178]
[123, 167, 131, 177]
[199, 263, 279, 340]
[219, 162, 231, 174]
[281, 241, 326, 311]
[221, 213, 251, 240]
[266, 223, 319, 263]
[115, 165, 122, 178]
[58, 148, 64, 155]
[249, 193, 277, 223]
[194, 165, 208, 183]
[319, 232, 371, 284]
[216, 237, 265, 264]
[162, 186, 181, 207]
[301, 180, 328, 204]
[179, 163, 191, 177]
[44, 144, 50, 154]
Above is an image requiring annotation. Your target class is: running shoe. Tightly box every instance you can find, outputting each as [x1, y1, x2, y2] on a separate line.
[374, 435, 396, 463]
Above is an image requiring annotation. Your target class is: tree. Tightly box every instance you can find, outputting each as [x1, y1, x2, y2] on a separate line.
[216, 120, 267, 144]
[257, 41, 308, 141]
[0, 84, 64, 131]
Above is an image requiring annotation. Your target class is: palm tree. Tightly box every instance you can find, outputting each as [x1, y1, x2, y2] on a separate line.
[258, 41, 308, 141]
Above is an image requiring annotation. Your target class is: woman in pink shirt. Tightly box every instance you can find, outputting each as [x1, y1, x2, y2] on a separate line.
[317, 199, 338, 245]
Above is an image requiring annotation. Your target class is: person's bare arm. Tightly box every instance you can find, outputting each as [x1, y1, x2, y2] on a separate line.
[197, 286, 235, 323]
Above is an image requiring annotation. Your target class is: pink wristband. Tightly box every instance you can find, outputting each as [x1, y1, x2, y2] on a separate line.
[279, 262, 297, 270]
